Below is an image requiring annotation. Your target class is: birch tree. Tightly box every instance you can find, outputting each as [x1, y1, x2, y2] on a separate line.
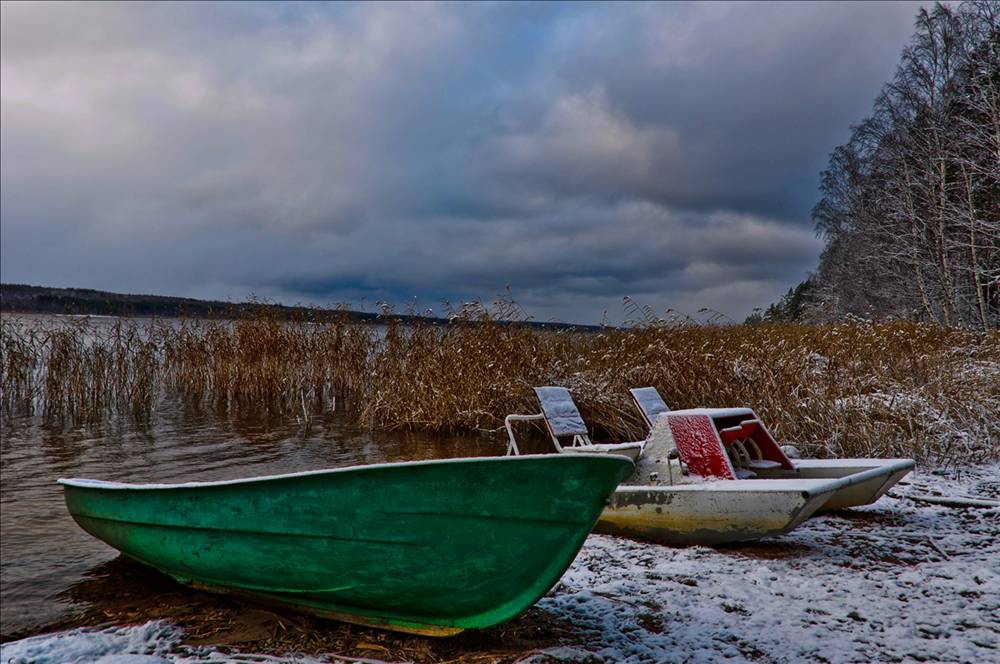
[811, 1, 999, 330]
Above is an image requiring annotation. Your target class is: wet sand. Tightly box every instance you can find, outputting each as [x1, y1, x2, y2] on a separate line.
[4, 556, 582, 663]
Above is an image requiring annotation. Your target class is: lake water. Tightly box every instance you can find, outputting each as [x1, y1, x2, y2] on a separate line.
[0, 397, 500, 637]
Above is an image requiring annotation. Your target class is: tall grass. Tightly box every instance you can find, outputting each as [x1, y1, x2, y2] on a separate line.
[1, 306, 997, 463]
[162, 309, 371, 422]
[358, 308, 999, 463]
[1, 317, 159, 424]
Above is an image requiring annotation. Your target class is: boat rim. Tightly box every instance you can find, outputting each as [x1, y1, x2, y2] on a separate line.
[614, 478, 846, 496]
[614, 460, 915, 499]
[58, 451, 635, 491]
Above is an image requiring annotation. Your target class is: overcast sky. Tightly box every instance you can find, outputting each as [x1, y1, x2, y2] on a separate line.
[1, 1, 925, 323]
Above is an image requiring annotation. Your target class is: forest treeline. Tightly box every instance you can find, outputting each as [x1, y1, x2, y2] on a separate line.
[0, 283, 599, 332]
[763, 2, 999, 330]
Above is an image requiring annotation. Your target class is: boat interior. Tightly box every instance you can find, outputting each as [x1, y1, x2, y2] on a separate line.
[628, 386, 914, 502]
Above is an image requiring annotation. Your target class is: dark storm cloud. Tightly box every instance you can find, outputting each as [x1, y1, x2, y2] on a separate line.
[1, 1, 922, 323]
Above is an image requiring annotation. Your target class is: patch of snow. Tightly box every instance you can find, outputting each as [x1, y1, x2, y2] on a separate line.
[953, 358, 1000, 380]
[1, 622, 178, 664]
[834, 391, 938, 415]
[806, 352, 830, 373]
[779, 444, 801, 459]
[0, 622, 339, 664]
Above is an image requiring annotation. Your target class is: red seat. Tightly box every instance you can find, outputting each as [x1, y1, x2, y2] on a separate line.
[666, 414, 737, 480]
[718, 420, 794, 471]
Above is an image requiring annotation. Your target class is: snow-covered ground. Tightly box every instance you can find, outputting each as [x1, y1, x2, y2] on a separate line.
[0, 622, 333, 664]
[534, 466, 999, 663]
[4, 466, 997, 664]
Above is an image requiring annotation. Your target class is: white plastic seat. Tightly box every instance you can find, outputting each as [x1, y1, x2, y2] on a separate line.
[505, 386, 644, 460]
[748, 459, 783, 470]
[629, 387, 671, 428]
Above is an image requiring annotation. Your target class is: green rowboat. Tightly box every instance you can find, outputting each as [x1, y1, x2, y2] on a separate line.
[60, 453, 632, 636]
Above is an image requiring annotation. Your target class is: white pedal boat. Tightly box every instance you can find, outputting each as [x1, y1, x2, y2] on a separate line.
[506, 386, 914, 546]
[506, 387, 873, 545]
[596, 413, 910, 545]
[629, 387, 915, 513]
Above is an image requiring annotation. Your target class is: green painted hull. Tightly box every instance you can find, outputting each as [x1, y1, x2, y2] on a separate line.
[60, 454, 632, 635]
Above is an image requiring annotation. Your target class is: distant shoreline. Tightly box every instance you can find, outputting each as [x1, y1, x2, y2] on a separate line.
[0, 283, 599, 331]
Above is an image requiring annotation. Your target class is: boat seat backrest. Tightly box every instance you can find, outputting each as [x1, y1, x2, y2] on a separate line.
[665, 413, 737, 480]
[630, 387, 670, 429]
[534, 387, 589, 439]
[718, 419, 795, 470]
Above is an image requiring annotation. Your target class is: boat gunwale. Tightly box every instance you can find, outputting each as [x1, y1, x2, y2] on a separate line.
[616, 461, 915, 499]
[793, 458, 916, 470]
[615, 478, 843, 498]
[58, 452, 635, 490]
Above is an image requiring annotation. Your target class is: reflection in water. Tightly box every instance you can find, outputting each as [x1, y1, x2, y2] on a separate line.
[58, 555, 248, 632]
[61, 555, 182, 612]
[0, 397, 500, 636]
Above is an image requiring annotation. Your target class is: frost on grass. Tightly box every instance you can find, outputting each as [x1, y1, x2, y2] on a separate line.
[533, 465, 999, 663]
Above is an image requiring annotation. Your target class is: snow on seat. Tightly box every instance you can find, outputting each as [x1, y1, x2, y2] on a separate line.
[630, 387, 794, 477]
[534, 386, 589, 437]
[630, 387, 670, 429]
[629, 387, 758, 435]
[659, 412, 793, 481]
[664, 413, 737, 480]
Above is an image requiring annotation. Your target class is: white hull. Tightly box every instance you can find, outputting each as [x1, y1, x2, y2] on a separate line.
[755, 458, 915, 511]
[595, 479, 839, 545]
[596, 416, 915, 545]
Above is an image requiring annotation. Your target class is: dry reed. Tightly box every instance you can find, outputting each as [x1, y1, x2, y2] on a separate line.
[1, 304, 997, 464]
[1, 316, 159, 424]
[161, 308, 371, 423]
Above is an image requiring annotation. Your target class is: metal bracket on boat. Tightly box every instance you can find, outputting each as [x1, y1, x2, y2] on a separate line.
[504, 413, 545, 455]
[662, 448, 681, 484]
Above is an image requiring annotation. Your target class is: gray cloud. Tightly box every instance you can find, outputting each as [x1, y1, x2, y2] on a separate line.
[1, 1, 922, 323]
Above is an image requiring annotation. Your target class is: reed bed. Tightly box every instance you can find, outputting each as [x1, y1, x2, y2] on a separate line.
[1, 317, 160, 424]
[161, 309, 371, 421]
[1, 307, 997, 464]
[360, 310, 999, 464]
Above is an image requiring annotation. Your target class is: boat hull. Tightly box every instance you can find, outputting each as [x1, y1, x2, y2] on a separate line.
[756, 458, 915, 511]
[60, 454, 633, 636]
[594, 479, 838, 545]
